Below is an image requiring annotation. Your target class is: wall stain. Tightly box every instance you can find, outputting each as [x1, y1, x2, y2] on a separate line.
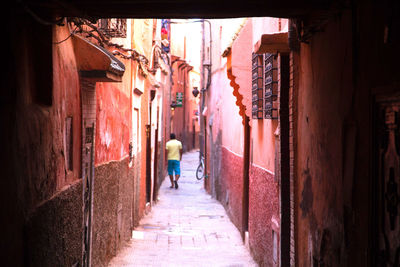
[300, 165, 313, 218]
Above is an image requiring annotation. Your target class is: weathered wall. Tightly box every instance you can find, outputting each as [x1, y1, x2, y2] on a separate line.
[221, 17, 284, 266]
[25, 181, 82, 266]
[295, 10, 353, 266]
[170, 61, 195, 151]
[220, 146, 244, 231]
[92, 158, 133, 267]
[95, 70, 131, 165]
[1, 16, 83, 266]
[169, 21, 201, 152]
[248, 165, 279, 266]
[139, 77, 150, 214]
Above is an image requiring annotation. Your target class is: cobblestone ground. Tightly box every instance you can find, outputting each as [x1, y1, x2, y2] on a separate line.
[108, 150, 257, 267]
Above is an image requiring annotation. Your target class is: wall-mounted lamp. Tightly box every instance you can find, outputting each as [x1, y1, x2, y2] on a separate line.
[192, 87, 199, 97]
[170, 101, 177, 110]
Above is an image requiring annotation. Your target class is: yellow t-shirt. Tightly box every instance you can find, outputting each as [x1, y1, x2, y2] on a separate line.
[166, 139, 182, 161]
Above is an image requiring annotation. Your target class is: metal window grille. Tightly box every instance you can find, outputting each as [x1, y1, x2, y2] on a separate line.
[264, 53, 278, 119]
[98, 19, 127, 38]
[252, 53, 264, 119]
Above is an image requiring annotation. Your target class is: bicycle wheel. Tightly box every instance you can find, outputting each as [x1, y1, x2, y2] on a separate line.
[196, 162, 204, 180]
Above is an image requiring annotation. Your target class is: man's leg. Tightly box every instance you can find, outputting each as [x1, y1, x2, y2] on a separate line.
[174, 161, 180, 189]
[174, 175, 179, 189]
[167, 160, 174, 188]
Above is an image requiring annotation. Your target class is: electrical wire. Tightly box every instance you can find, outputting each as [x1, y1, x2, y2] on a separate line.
[53, 25, 78, 45]
[19, 0, 65, 26]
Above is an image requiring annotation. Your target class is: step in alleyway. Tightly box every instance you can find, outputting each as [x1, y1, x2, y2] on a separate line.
[108, 150, 257, 267]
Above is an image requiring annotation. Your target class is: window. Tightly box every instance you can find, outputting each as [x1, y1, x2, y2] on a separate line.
[264, 53, 278, 119]
[98, 19, 127, 38]
[252, 53, 264, 119]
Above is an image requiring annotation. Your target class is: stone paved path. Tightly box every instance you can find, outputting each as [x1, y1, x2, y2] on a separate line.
[108, 150, 257, 267]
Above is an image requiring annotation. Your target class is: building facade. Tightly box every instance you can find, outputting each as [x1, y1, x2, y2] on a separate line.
[200, 17, 288, 266]
[169, 20, 201, 152]
[1, 15, 173, 266]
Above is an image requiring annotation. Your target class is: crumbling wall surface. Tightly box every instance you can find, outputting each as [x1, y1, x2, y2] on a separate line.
[7, 19, 83, 267]
[210, 131, 222, 199]
[220, 146, 244, 232]
[248, 165, 278, 266]
[95, 72, 131, 165]
[25, 181, 82, 266]
[132, 152, 142, 227]
[92, 158, 133, 266]
[14, 20, 81, 216]
[295, 10, 353, 266]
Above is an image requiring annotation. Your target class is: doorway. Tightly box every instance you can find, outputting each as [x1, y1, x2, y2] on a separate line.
[279, 54, 291, 267]
[80, 79, 96, 267]
[372, 92, 400, 266]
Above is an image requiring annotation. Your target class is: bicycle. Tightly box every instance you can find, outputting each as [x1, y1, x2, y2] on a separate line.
[196, 153, 205, 180]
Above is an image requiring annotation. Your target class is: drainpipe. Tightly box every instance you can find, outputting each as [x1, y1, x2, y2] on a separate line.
[178, 62, 187, 146]
[199, 21, 206, 159]
[200, 19, 212, 181]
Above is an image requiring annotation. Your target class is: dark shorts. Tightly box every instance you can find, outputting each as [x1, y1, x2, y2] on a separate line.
[168, 160, 181, 175]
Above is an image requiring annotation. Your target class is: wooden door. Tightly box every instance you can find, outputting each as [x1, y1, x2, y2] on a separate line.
[374, 93, 400, 266]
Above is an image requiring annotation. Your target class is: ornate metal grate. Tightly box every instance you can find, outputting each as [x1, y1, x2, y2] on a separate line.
[264, 53, 278, 119]
[252, 53, 264, 119]
[98, 19, 127, 38]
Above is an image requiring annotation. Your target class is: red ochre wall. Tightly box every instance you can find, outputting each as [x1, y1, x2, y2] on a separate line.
[95, 81, 131, 165]
[14, 21, 84, 266]
[249, 164, 279, 266]
[220, 146, 244, 231]
[91, 52, 138, 265]
[295, 11, 353, 266]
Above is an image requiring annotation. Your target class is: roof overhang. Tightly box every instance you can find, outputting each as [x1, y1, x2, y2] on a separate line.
[254, 32, 290, 54]
[72, 34, 125, 82]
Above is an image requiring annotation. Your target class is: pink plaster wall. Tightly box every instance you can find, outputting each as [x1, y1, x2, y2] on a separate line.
[219, 68, 244, 155]
[216, 17, 284, 266]
[231, 20, 253, 120]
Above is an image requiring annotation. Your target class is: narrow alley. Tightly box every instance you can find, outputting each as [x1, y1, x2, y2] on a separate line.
[3, 1, 400, 267]
[108, 150, 256, 266]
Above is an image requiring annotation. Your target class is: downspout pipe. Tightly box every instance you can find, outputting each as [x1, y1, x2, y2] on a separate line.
[202, 19, 212, 91]
[200, 19, 212, 180]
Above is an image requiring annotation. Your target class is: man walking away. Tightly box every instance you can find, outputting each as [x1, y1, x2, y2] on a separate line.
[166, 133, 183, 189]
